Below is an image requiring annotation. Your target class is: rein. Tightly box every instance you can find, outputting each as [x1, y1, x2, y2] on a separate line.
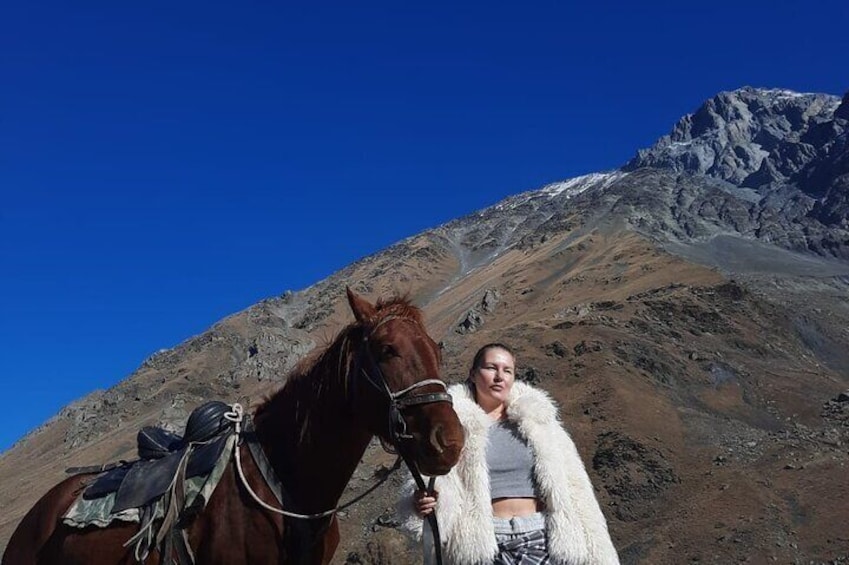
[225, 404, 403, 520]
[226, 313, 452, 564]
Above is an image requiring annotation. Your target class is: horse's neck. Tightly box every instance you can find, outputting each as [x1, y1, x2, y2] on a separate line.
[254, 357, 373, 513]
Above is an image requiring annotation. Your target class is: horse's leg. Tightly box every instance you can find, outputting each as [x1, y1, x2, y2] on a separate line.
[312, 517, 339, 565]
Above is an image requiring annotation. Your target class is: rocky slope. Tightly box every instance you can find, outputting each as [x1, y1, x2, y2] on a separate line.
[2, 87, 848, 564]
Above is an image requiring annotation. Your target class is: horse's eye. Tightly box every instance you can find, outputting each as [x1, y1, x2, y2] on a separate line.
[380, 344, 397, 359]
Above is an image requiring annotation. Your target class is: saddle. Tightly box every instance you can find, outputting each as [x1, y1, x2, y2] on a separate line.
[65, 401, 239, 564]
[83, 401, 234, 512]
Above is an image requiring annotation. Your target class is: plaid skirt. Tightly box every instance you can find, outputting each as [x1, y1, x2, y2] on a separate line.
[492, 513, 550, 564]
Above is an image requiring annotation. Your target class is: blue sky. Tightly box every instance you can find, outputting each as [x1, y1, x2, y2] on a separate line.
[1, 0, 847, 452]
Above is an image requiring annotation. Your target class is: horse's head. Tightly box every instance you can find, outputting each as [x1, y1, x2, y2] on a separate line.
[346, 288, 464, 476]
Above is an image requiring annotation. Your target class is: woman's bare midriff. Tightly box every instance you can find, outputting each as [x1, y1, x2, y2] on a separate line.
[491, 497, 545, 518]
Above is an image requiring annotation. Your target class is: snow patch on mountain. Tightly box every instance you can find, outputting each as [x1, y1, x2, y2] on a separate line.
[541, 171, 626, 198]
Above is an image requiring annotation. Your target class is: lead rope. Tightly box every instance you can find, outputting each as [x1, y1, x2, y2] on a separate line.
[224, 404, 402, 520]
[399, 449, 443, 565]
[427, 476, 443, 565]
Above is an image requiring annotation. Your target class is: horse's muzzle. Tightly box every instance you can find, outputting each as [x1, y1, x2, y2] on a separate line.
[414, 423, 463, 476]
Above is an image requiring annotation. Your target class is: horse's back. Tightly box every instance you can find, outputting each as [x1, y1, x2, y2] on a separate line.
[2, 473, 140, 565]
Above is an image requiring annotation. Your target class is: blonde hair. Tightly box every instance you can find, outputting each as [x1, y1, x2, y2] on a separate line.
[470, 343, 514, 370]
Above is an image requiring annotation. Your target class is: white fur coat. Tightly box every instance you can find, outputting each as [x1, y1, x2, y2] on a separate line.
[398, 381, 619, 565]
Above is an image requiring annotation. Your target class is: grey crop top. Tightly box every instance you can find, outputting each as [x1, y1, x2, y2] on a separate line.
[486, 421, 537, 500]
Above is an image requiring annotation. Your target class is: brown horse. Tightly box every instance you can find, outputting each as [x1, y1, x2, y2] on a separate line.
[3, 289, 464, 564]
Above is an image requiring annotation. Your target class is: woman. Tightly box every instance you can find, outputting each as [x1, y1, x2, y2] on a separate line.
[399, 343, 619, 564]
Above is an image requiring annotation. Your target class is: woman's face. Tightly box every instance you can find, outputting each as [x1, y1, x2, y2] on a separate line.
[470, 347, 516, 411]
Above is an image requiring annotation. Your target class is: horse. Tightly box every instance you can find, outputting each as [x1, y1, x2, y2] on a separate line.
[3, 289, 464, 564]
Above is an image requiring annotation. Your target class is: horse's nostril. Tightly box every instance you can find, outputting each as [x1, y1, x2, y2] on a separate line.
[429, 425, 445, 454]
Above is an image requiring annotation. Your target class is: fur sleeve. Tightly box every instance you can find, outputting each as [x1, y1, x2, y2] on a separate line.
[511, 384, 619, 564]
[395, 474, 424, 540]
[395, 470, 463, 543]
[553, 425, 620, 565]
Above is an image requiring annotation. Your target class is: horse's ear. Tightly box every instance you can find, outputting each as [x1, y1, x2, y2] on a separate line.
[346, 287, 376, 324]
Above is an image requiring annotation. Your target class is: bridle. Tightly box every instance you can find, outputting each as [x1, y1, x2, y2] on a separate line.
[353, 314, 453, 454]
[230, 313, 453, 564]
[353, 313, 452, 565]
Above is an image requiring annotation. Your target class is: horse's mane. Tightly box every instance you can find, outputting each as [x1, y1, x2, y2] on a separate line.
[283, 294, 422, 387]
[253, 295, 424, 434]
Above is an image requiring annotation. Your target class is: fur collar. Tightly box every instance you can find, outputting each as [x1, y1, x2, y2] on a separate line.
[449, 380, 561, 428]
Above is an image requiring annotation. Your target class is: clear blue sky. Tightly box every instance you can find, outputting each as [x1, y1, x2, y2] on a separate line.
[1, 0, 846, 452]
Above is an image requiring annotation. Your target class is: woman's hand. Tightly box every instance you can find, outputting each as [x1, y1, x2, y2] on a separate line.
[414, 488, 439, 517]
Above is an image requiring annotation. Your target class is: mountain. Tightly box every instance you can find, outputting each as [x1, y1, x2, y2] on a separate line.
[625, 87, 849, 256]
[2, 87, 848, 564]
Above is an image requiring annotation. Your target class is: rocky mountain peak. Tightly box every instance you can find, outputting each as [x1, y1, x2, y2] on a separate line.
[625, 87, 843, 190]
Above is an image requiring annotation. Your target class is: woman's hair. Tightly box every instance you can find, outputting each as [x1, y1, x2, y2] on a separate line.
[469, 342, 515, 373]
